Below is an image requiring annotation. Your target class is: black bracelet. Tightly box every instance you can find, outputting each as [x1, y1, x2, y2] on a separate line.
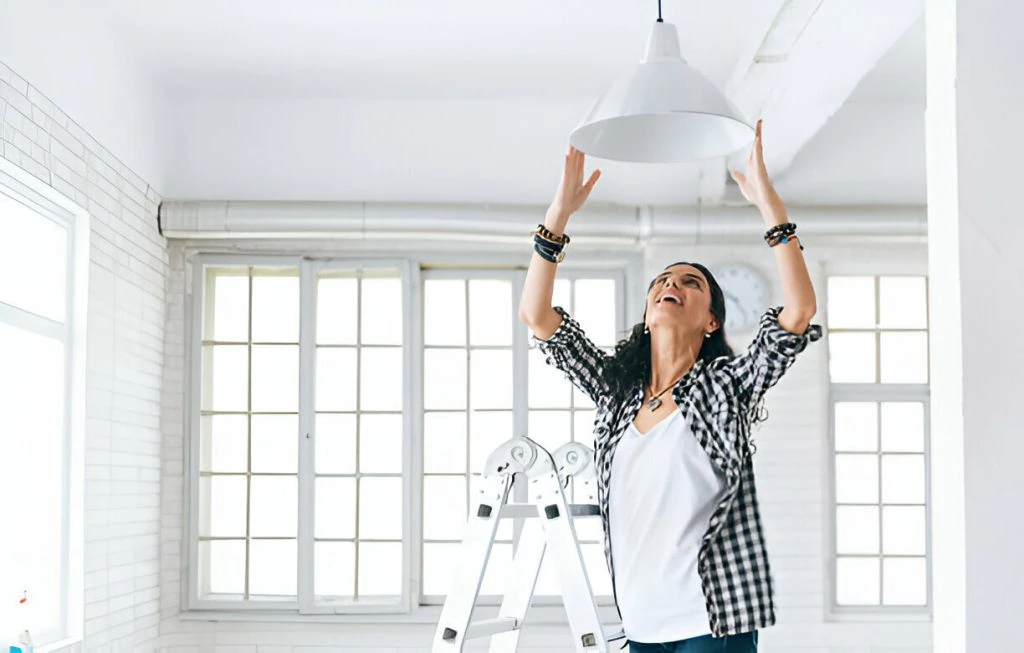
[534, 240, 564, 263]
[764, 222, 797, 242]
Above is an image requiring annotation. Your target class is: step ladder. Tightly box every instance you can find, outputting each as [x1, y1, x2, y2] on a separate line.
[431, 436, 624, 652]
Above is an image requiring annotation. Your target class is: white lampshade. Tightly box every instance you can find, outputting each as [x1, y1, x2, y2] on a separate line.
[570, 20, 753, 163]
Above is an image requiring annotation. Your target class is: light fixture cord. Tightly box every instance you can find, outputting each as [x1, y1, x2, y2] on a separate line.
[657, 0, 663, 22]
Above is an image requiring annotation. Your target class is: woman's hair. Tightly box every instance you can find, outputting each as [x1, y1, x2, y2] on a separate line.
[601, 262, 766, 424]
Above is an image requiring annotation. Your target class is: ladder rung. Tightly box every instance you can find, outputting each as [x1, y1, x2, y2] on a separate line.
[464, 617, 519, 639]
[603, 625, 626, 642]
[499, 503, 600, 519]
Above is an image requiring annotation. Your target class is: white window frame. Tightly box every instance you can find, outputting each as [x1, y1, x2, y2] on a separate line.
[824, 271, 932, 620]
[0, 158, 89, 650]
[417, 267, 626, 608]
[182, 246, 639, 622]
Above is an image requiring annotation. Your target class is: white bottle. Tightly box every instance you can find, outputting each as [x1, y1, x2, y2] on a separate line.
[12, 628, 32, 653]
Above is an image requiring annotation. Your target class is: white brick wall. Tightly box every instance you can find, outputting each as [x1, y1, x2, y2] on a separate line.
[1, 60, 167, 652]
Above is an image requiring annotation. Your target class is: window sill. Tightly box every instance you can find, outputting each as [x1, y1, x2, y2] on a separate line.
[37, 635, 83, 653]
[179, 604, 622, 627]
[826, 609, 932, 623]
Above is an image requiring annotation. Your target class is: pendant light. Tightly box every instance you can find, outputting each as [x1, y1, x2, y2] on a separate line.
[569, 0, 753, 163]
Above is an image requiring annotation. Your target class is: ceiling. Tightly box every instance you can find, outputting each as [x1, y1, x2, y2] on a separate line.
[0, 0, 925, 206]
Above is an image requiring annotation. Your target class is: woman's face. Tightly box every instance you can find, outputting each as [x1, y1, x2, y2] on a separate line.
[645, 264, 718, 336]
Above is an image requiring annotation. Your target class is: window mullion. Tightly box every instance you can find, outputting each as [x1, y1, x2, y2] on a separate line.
[298, 260, 317, 613]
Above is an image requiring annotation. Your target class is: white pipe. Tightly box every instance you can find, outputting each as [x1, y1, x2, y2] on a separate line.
[159, 200, 926, 243]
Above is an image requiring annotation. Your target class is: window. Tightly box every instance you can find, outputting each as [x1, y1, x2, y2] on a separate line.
[0, 171, 87, 646]
[827, 276, 930, 611]
[420, 271, 619, 604]
[192, 260, 410, 611]
[190, 258, 624, 613]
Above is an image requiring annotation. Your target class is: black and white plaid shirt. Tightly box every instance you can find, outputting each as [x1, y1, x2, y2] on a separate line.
[533, 306, 822, 637]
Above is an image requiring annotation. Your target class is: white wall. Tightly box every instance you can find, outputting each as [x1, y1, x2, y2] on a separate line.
[0, 1, 168, 191]
[157, 233, 932, 653]
[1, 59, 168, 651]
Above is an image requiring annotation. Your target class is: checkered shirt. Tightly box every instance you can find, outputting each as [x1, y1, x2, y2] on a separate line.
[532, 306, 822, 637]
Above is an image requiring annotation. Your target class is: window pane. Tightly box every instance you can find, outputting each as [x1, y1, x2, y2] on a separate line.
[360, 346, 403, 411]
[880, 332, 929, 384]
[359, 478, 402, 540]
[315, 414, 356, 474]
[201, 539, 246, 596]
[316, 347, 357, 411]
[251, 414, 298, 474]
[836, 557, 880, 606]
[836, 506, 879, 554]
[317, 276, 358, 345]
[0, 194, 67, 321]
[211, 273, 248, 342]
[574, 279, 617, 346]
[424, 412, 468, 474]
[423, 476, 467, 540]
[552, 279, 571, 311]
[202, 475, 247, 538]
[251, 345, 298, 412]
[358, 542, 402, 596]
[529, 410, 572, 456]
[424, 349, 467, 410]
[469, 279, 512, 346]
[834, 402, 878, 452]
[528, 349, 572, 409]
[201, 415, 248, 473]
[882, 506, 926, 556]
[883, 558, 927, 606]
[879, 277, 927, 329]
[359, 414, 403, 474]
[881, 402, 926, 453]
[315, 541, 355, 598]
[315, 478, 355, 539]
[881, 455, 926, 504]
[835, 454, 879, 504]
[469, 411, 513, 475]
[583, 543, 613, 596]
[361, 277, 403, 345]
[573, 410, 597, 449]
[423, 543, 460, 595]
[827, 277, 875, 329]
[250, 476, 297, 538]
[470, 349, 513, 410]
[0, 323, 65, 637]
[481, 543, 512, 595]
[249, 539, 296, 597]
[829, 333, 876, 383]
[425, 280, 466, 346]
[209, 345, 248, 412]
[251, 273, 299, 342]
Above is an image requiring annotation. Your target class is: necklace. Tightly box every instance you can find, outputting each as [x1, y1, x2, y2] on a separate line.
[645, 374, 685, 412]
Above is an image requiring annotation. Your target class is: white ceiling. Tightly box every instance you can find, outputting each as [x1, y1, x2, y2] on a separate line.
[0, 0, 925, 206]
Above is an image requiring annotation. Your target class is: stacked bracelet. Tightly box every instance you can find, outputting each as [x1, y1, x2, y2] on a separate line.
[764, 222, 804, 251]
[531, 224, 568, 263]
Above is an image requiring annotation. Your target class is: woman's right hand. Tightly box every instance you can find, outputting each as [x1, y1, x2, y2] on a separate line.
[547, 146, 601, 224]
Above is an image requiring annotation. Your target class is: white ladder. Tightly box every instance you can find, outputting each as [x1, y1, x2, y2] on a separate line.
[431, 436, 624, 652]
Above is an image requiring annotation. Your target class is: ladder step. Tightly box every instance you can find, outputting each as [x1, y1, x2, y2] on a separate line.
[499, 503, 600, 519]
[464, 617, 520, 639]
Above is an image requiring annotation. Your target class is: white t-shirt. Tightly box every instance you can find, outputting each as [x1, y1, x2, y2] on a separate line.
[608, 409, 728, 644]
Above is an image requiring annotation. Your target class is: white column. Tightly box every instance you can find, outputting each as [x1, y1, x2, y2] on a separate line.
[926, 1, 1024, 651]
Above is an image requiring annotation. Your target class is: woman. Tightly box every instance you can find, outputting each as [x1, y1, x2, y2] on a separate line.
[519, 120, 821, 652]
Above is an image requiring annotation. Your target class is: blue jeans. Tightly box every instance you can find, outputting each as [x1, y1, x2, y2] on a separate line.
[627, 631, 757, 652]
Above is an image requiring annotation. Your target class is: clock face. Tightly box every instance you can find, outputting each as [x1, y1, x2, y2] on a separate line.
[712, 264, 769, 333]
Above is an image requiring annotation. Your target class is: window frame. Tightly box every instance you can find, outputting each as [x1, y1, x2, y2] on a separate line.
[824, 272, 933, 619]
[0, 158, 89, 649]
[183, 249, 637, 618]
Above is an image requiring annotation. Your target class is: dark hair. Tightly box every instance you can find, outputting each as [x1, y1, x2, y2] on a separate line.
[602, 262, 765, 424]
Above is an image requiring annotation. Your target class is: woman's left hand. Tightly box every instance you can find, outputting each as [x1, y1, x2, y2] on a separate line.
[730, 119, 783, 214]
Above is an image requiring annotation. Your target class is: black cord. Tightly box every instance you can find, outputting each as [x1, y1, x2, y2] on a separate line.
[657, 0, 663, 22]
